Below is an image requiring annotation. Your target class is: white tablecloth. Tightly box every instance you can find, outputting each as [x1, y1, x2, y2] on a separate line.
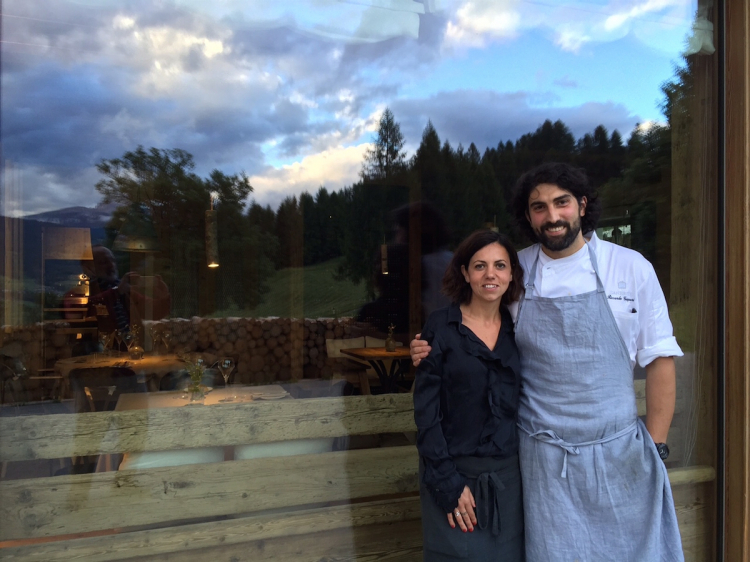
[111, 385, 334, 470]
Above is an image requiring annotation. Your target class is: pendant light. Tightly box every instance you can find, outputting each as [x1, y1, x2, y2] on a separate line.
[206, 192, 219, 268]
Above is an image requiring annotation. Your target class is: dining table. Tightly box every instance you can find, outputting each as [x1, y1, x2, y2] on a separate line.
[339, 346, 413, 393]
[55, 353, 189, 397]
[97, 385, 335, 472]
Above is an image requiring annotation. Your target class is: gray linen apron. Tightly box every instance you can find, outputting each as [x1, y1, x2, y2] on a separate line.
[515, 243, 684, 562]
[420, 455, 524, 561]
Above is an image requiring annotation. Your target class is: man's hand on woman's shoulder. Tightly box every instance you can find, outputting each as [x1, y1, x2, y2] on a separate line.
[411, 333, 432, 366]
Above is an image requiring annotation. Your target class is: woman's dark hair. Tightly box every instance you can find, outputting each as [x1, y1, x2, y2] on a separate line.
[511, 162, 602, 242]
[442, 230, 524, 306]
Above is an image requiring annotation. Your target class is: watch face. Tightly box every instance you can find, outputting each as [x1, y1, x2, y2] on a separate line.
[656, 443, 670, 460]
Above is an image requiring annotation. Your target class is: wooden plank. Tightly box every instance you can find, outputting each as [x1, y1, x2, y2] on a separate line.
[668, 465, 716, 487]
[1, 382, 687, 462]
[673, 482, 714, 562]
[0, 463, 716, 558]
[0, 497, 422, 562]
[0, 446, 419, 540]
[0, 394, 417, 462]
[152, 520, 424, 562]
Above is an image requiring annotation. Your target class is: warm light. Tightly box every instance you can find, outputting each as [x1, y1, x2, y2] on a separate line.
[380, 244, 388, 275]
[205, 208, 220, 268]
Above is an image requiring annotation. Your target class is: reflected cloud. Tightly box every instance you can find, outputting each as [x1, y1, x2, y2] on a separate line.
[2, 0, 687, 215]
[249, 144, 368, 208]
[443, 0, 692, 53]
[444, 0, 522, 47]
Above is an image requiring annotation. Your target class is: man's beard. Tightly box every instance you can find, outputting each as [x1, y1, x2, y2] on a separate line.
[536, 218, 582, 252]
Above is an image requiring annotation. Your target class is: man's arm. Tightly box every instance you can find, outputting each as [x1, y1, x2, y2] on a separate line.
[644, 356, 676, 443]
[410, 333, 432, 366]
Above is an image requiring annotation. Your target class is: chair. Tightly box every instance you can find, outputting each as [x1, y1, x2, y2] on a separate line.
[84, 385, 119, 412]
[325, 337, 378, 395]
[68, 366, 145, 473]
[68, 366, 144, 413]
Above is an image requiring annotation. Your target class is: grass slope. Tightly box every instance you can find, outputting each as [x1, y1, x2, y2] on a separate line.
[248, 257, 369, 319]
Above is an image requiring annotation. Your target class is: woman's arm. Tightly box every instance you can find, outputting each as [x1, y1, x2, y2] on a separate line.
[413, 328, 466, 515]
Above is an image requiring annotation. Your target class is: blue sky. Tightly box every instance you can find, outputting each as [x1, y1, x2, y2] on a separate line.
[1, 0, 699, 215]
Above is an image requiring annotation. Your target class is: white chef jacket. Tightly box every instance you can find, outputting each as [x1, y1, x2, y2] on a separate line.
[508, 232, 683, 368]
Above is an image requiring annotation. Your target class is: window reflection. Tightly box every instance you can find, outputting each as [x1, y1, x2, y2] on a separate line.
[0, 0, 719, 560]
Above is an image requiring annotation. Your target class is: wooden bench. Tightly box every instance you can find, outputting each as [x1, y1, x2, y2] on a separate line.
[0, 391, 715, 561]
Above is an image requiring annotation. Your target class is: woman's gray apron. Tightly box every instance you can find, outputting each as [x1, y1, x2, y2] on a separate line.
[515, 243, 683, 562]
[420, 455, 524, 561]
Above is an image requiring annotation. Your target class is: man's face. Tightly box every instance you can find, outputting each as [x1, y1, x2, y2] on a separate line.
[92, 247, 118, 282]
[526, 183, 587, 256]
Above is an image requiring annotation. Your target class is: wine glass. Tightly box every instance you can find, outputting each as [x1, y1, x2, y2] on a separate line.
[149, 324, 163, 353]
[217, 358, 236, 402]
[98, 332, 113, 357]
[113, 330, 124, 355]
[121, 331, 134, 351]
[161, 330, 173, 354]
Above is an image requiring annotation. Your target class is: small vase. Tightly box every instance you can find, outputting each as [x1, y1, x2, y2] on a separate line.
[385, 336, 396, 352]
[129, 345, 145, 360]
[188, 388, 205, 404]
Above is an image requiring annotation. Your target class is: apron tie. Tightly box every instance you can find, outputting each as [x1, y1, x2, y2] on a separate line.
[475, 470, 506, 536]
[519, 421, 638, 478]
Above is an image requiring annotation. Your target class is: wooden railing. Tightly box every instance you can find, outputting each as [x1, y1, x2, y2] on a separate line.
[0, 392, 715, 561]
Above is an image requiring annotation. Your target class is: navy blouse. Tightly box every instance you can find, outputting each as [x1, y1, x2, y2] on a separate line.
[413, 303, 521, 513]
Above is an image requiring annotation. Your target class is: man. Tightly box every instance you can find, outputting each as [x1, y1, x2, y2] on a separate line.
[82, 245, 171, 335]
[411, 162, 684, 561]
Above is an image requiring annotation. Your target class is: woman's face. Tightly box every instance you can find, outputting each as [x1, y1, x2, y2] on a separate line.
[461, 242, 512, 305]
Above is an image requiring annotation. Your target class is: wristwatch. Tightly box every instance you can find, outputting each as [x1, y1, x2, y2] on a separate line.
[655, 442, 670, 461]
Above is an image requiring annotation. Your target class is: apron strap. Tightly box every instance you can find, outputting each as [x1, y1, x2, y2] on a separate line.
[524, 240, 605, 300]
[476, 471, 506, 536]
[519, 421, 637, 478]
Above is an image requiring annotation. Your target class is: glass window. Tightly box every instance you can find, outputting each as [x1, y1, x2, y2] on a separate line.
[1, 1, 720, 560]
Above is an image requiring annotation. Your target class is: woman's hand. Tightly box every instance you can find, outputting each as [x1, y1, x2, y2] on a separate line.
[446, 486, 476, 531]
[410, 333, 432, 367]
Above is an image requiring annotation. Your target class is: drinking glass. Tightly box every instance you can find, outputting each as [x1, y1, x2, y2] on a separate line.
[217, 358, 236, 402]
[113, 330, 124, 355]
[161, 330, 173, 354]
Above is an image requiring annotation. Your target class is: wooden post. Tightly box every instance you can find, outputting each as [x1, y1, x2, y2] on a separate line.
[724, 0, 750, 558]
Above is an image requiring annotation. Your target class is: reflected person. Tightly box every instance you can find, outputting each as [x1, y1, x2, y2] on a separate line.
[83, 245, 171, 336]
[414, 230, 524, 562]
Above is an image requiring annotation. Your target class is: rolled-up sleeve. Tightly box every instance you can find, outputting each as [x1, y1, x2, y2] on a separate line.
[635, 264, 683, 367]
[413, 323, 465, 513]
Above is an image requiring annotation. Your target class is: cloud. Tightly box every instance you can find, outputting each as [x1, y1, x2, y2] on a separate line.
[392, 90, 640, 151]
[444, 0, 521, 47]
[553, 76, 578, 89]
[3, 0, 678, 217]
[249, 144, 368, 209]
[442, 0, 692, 53]
[10, 164, 102, 216]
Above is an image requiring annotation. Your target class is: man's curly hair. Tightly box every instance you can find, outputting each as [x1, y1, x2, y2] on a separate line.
[511, 162, 602, 243]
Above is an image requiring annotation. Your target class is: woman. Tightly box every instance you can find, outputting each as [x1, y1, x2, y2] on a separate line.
[414, 229, 525, 562]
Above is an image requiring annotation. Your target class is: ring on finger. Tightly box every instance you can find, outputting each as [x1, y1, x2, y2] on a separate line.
[460, 511, 467, 515]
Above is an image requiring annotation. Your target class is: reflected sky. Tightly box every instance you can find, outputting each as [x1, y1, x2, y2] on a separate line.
[1, 0, 697, 215]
